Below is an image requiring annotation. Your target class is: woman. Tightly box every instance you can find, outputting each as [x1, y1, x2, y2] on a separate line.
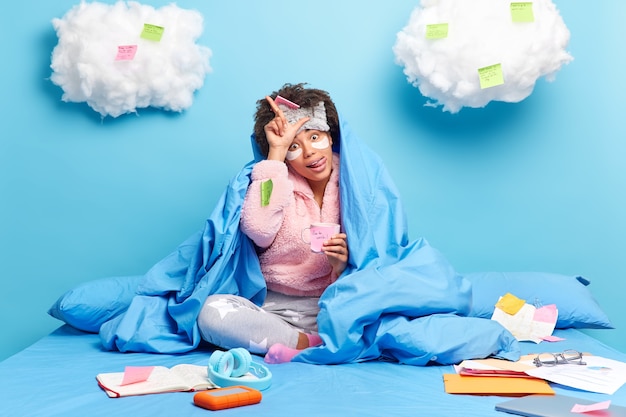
[197, 83, 349, 363]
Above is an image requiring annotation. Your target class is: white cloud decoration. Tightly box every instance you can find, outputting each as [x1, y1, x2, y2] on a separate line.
[393, 0, 573, 113]
[50, 1, 212, 118]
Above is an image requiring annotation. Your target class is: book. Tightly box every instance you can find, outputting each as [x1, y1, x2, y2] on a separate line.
[97, 364, 218, 398]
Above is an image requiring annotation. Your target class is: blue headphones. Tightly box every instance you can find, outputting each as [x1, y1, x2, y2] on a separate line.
[208, 348, 272, 391]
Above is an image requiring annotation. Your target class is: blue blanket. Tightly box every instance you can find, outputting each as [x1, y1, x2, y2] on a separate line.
[100, 117, 520, 364]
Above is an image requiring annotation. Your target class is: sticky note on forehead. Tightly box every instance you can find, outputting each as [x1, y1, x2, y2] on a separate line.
[275, 95, 300, 109]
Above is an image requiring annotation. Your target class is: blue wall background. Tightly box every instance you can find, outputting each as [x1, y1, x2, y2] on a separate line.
[1, 1, 624, 361]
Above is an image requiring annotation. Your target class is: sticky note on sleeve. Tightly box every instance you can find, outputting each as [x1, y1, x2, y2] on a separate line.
[261, 179, 273, 207]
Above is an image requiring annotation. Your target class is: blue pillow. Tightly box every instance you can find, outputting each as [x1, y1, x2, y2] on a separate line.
[464, 272, 613, 329]
[48, 275, 143, 333]
[374, 314, 521, 365]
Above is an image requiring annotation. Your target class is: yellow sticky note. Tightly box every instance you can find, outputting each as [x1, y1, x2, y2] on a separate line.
[478, 63, 504, 89]
[261, 179, 273, 207]
[141, 23, 164, 41]
[425, 23, 449, 40]
[495, 293, 526, 315]
[510, 2, 535, 23]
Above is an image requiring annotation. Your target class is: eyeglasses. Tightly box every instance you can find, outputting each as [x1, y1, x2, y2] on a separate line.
[533, 349, 586, 367]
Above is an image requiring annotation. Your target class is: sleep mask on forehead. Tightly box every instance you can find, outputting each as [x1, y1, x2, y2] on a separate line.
[276, 96, 330, 133]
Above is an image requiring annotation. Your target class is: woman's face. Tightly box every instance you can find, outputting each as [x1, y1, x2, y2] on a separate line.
[285, 129, 334, 185]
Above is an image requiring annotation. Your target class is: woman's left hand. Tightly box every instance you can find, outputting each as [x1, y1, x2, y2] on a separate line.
[323, 233, 349, 279]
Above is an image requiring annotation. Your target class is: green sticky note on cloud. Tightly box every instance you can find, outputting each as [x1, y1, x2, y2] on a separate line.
[510, 2, 535, 23]
[140, 23, 164, 41]
[425, 23, 449, 39]
[478, 63, 505, 89]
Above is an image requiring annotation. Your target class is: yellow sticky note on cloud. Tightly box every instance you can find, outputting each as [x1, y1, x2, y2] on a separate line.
[426, 23, 449, 39]
[495, 293, 526, 315]
[478, 63, 505, 89]
[510, 2, 535, 23]
[141, 23, 164, 41]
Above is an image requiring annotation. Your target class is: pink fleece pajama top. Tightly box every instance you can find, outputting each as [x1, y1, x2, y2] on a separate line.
[239, 155, 341, 297]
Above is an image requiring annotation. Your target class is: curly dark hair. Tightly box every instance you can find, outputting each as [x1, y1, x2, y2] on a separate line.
[253, 83, 340, 157]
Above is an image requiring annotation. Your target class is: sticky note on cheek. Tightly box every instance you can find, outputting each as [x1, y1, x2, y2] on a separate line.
[261, 180, 273, 207]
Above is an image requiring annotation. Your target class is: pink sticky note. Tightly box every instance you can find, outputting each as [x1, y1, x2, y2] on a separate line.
[571, 400, 611, 413]
[115, 45, 138, 61]
[275, 95, 300, 109]
[534, 304, 558, 323]
[541, 335, 565, 342]
[121, 366, 154, 385]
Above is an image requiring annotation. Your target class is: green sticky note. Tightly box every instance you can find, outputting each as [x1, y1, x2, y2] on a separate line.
[425, 23, 449, 40]
[140, 23, 164, 41]
[261, 179, 273, 207]
[510, 2, 534, 23]
[478, 63, 505, 89]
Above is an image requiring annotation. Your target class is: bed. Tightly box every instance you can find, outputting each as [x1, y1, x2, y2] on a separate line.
[3, 121, 624, 416]
[1, 324, 625, 417]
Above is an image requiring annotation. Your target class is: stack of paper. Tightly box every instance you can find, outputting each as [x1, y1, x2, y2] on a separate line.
[446, 354, 626, 396]
[445, 355, 554, 395]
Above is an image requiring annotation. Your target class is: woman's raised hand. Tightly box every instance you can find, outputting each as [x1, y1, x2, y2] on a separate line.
[264, 96, 309, 161]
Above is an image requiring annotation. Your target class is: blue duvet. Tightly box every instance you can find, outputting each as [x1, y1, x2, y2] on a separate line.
[100, 117, 520, 364]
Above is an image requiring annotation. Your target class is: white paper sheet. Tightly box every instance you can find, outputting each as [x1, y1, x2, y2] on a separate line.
[524, 355, 626, 395]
